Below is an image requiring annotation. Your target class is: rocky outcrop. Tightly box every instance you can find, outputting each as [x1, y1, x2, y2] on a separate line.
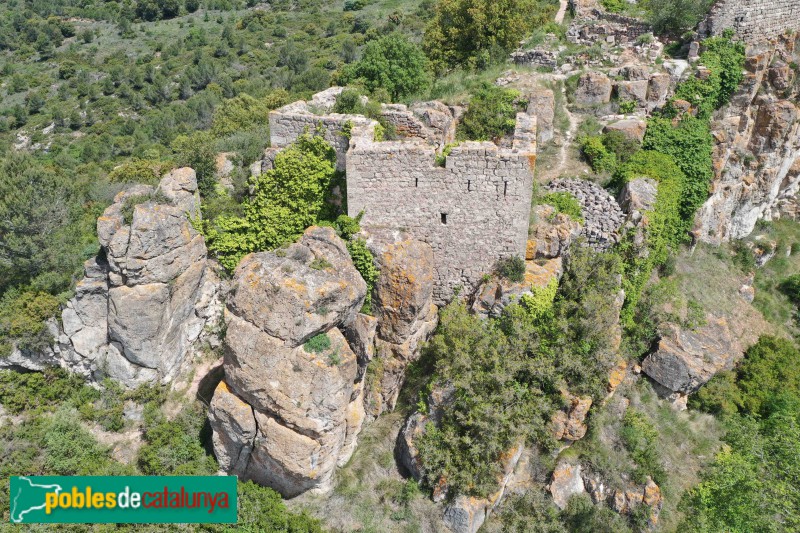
[527, 204, 583, 260]
[604, 118, 647, 143]
[696, 35, 800, 243]
[545, 178, 624, 251]
[549, 461, 664, 526]
[550, 391, 593, 443]
[471, 257, 563, 319]
[550, 461, 585, 509]
[642, 315, 742, 396]
[5, 169, 221, 387]
[209, 226, 368, 496]
[362, 230, 438, 417]
[574, 72, 613, 107]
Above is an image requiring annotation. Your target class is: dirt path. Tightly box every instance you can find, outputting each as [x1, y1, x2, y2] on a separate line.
[555, 0, 569, 24]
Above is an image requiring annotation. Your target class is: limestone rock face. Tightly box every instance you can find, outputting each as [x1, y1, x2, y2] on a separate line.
[363, 230, 438, 416]
[615, 80, 649, 107]
[23, 169, 221, 387]
[642, 315, 742, 395]
[209, 226, 369, 497]
[696, 37, 800, 243]
[575, 72, 613, 107]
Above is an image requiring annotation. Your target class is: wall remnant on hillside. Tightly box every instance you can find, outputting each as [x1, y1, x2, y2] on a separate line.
[269, 90, 537, 305]
[700, 0, 800, 44]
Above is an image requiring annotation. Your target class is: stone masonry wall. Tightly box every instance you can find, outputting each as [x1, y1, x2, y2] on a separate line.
[700, 0, 800, 43]
[268, 101, 373, 171]
[347, 119, 535, 304]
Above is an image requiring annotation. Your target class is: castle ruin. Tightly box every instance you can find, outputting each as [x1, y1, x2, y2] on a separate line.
[700, 0, 800, 44]
[268, 88, 537, 304]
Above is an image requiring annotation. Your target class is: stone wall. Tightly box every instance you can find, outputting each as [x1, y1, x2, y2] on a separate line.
[269, 91, 537, 305]
[700, 0, 800, 43]
[269, 101, 373, 171]
[347, 119, 536, 304]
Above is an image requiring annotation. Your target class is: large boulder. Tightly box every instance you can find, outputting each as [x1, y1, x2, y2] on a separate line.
[229, 227, 366, 346]
[49, 168, 220, 387]
[209, 226, 369, 496]
[575, 72, 612, 107]
[642, 315, 742, 395]
[527, 204, 582, 260]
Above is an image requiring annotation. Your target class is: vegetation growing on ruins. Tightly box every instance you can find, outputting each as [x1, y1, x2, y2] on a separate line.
[423, 0, 559, 71]
[456, 84, 525, 141]
[540, 191, 584, 223]
[202, 134, 337, 271]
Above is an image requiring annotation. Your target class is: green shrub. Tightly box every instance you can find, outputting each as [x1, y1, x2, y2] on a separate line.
[674, 34, 745, 119]
[520, 278, 558, 318]
[780, 274, 800, 304]
[0, 289, 60, 355]
[600, 0, 625, 12]
[497, 256, 526, 282]
[211, 91, 289, 137]
[339, 33, 431, 100]
[457, 85, 524, 141]
[224, 480, 323, 532]
[44, 408, 114, 475]
[540, 192, 584, 223]
[304, 332, 332, 354]
[601, 130, 640, 165]
[0, 368, 98, 414]
[580, 136, 617, 174]
[347, 238, 379, 314]
[423, 0, 557, 71]
[202, 134, 337, 271]
[620, 409, 665, 484]
[137, 403, 217, 476]
[108, 159, 170, 185]
[643, 116, 713, 225]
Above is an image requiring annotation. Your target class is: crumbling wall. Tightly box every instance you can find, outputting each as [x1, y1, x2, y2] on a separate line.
[700, 0, 800, 43]
[347, 117, 535, 304]
[268, 101, 373, 171]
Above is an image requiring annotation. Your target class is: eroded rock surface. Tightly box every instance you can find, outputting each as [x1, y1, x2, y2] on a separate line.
[362, 230, 438, 416]
[209, 226, 367, 496]
[642, 315, 742, 395]
[9, 169, 221, 387]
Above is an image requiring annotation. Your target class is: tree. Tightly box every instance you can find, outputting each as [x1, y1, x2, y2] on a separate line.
[641, 0, 714, 36]
[0, 154, 72, 292]
[341, 33, 431, 100]
[135, 0, 162, 22]
[423, 0, 556, 71]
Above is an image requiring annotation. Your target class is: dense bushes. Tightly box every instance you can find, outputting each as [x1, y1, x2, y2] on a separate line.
[457, 84, 525, 141]
[0, 290, 60, 356]
[674, 33, 746, 119]
[614, 151, 685, 323]
[580, 130, 641, 175]
[417, 246, 623, 498]
[497, 256, 527, 282]
[203, 134, 337, 271]
[683, 336, 800, 530]
[641, 0, 714, 36]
